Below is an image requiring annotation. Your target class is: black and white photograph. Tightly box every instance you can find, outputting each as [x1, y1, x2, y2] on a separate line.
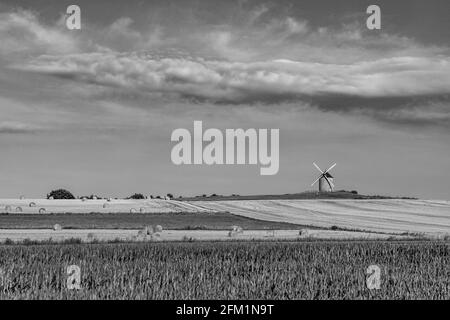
[0, 0, 449, 307]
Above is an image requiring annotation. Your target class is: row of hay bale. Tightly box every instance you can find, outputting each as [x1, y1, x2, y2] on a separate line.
[135, 225, 164, 241]
[228, 225, 244, 237]
[2, 204, 46, 214]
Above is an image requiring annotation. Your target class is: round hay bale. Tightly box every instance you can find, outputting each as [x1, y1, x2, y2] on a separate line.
[139, 207, 146, 214]
[48, 196, 54, 200]
[107, 197, 112, 202]
[231, 225, 243, 233]
[29, 202, 36, 207]
[92, 196, 98, 200]
[39, 208, 46, 214]
[130, 208, 137, 214]
[81, 197, 87, 202]
[53, 224, 61, 231]
[299, 229, 308, 236]
[154, 225, 163, 233]
[4, 205, 12, 212]
[102, 203, 108, 209]
[229, 225, 243, 237]
[15, 206, 23, 213]
[19, 195, 25, 200]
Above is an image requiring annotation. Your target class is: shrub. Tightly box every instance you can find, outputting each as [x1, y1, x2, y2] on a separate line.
[47, 189, 75, 200]
[80, 195, 101, 200]
[128, 193, 145, 200]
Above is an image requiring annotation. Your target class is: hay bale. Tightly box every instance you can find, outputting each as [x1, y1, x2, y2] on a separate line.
[19, 195, 25, 200]
[29, 202, 36, 207]
[130, 208, 137, 213]
[81, 197, 87, 202]
[231, 225, 243, 233]
[15, 206, 23, 213]
[39, 208, 46, 214]
[102, 203, 108, 209]
[4, 205, 12, 212]
[107, 198, 112, 202]
[87, 233, 95, 241]
[299, 229, 308, 237]
[139, 207, 146, 214]
[228, 225, 243, 237]
[53, 224, 61, 231]
[48, 196, 54, 200]
[154, 225, 163, 233]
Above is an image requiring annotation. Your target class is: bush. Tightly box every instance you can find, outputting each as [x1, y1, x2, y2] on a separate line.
[80, 195, 101, 200]
[47, 189, 75, 200]
[128, 193, 145, 200]
[351, 190, 358, 194]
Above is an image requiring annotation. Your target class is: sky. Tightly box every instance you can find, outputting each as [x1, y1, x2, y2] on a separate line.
[0, 0, 449, 199]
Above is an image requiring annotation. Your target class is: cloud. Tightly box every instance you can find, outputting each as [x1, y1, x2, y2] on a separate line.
[1, 7, 450, 130]
[0, 121, 41, 134]
[18, 53, 450, 99]
[0, 10, 79, 60]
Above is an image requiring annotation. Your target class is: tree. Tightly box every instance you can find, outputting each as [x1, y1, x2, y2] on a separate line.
[128, 193, 145, 200]
[47, 189, 75, 200]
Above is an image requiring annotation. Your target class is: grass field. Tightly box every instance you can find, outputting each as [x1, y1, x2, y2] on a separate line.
[0, 212, 303, 230]
[0, 241, 448, 299]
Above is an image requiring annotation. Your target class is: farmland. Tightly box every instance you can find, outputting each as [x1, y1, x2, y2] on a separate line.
[1, 198, 449, 235]
[0, 241, 448, 299]
[0, 212, 302, 230]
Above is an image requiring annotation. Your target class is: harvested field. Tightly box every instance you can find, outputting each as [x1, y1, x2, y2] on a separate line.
[0, 199, 211, 214]
[1, 198, 449, 236]
[0, 228, 409, 243]
[191, 199, 450, 235]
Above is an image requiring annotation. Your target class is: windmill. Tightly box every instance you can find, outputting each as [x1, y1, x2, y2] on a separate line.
[311, 162, 336, 192]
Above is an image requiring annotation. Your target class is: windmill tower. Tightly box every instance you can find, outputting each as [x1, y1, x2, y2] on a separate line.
[311, 162, 336, 192]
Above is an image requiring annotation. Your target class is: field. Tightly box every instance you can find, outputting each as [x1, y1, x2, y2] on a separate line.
[1, 198, 449, 237]
[0, 212, 302, 230]
[193, 199, 450, 235]
[0, 241, 448, 299]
